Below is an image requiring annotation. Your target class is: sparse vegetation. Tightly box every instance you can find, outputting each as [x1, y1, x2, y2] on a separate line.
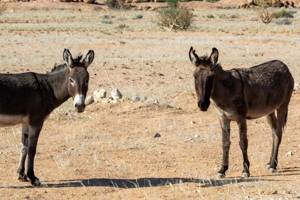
[157, 0, 193, 31]
[133, 14, 143, 20]
[206, 0, 220, 3]
[276, 18, 293, 25]
[0, 4, 7, 15]
[272, 9, 295, 18]
[259, 8, 273, 24]
[101, 15, 114, 24]
[106, 0, 126, 9]
[207, 14, 215, 18]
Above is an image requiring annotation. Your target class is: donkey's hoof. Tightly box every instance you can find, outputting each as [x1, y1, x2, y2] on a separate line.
[268, 167, 276, 173]
[217, 173, 225, 178]
[30, 178, 41, 187]
[18, 174, 28, 182]
[241, 172, 250, 178]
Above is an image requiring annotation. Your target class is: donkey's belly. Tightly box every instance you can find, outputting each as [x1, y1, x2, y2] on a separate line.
[0, 114, 28, 127]
[246, 106, 277, 119]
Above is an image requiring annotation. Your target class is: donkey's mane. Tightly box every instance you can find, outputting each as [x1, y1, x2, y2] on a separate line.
[49, 54, 84, 73]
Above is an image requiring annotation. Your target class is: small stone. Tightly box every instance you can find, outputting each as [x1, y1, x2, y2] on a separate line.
[286, 151, 293, 157]
[294, 83, 300, 91]
[111, 88, 122, 100]
[190, 121, 196, 125]
[131, 95, 141, 102]
[101, 99, 110, 104]
[154, 133, 161, 138]
[85, 95, 94, 105]
[272, 190, 278, 195]
[93, 88, 106, 102]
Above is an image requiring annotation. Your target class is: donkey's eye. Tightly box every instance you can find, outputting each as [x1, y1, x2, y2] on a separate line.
[69, 78, 75, 85]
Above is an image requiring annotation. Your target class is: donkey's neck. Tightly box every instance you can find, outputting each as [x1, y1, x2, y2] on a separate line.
[211, 69, 233, 100]
[46, 68, 70, 107]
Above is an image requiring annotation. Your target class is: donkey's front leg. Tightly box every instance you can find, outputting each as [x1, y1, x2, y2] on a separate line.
[218, 117, 231, 178]
[237, 118, 250, 178]
[17, 125, 29, 182]
[26, 123, 43, 186]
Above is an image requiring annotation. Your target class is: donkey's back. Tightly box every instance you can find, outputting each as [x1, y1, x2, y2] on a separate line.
[237, 60, 294, 119]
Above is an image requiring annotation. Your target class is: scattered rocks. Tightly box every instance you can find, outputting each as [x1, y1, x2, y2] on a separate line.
[93, 88, 107, 102]
[294, 83, 300, 91]
[85, 95, 94, 106]
[145, 98, 159, 105]
[131, 95, 141, 102]
[111, 88, 122, 100]
[154, 133, 161, 138]
[286, 151, 294, 157]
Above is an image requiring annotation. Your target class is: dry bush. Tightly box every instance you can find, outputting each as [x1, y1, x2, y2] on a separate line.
[0, 4, 7, 15]
[157, 7, 193, 31]
[106, 0, 127, 9]
[259, 8, 273, 23]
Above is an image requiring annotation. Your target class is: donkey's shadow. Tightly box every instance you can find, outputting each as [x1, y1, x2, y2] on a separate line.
[2, 177, 276, 189]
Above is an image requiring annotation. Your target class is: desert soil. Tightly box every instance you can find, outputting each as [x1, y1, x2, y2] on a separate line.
[0, 1, 299, 200]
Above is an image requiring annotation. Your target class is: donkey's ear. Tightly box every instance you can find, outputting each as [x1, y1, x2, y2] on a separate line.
[210, 47, 219, 66]
[83, 50, 95, 68]
[63, 49, 73, 68]
[189, 46, 200, 67]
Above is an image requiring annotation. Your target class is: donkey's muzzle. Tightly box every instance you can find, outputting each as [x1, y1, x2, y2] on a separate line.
[198, 100, 210, 111]
[74, 94, 86, 113]
[75, 104, 85, 113]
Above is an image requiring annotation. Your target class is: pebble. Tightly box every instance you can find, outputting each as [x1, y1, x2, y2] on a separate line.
[111, 88, 122, 100]
[154, 133, 161, 138]
[93, 88, 106, 102]
[131, 95, 141, 102]
[286, 151, 293, 157]
[85, 95, 94, 105]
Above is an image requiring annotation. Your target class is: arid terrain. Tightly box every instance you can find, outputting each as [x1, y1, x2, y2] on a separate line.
[0, 1, 299, 199]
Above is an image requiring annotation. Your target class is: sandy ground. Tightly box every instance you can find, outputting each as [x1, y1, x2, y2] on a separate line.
[0, 2, 300, 200]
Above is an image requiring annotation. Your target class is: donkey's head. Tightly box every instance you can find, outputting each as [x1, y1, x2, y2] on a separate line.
[63, 49, 95, 113]
[189, 47, 219, 111]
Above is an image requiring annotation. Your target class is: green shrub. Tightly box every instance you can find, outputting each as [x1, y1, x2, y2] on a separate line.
[206, 0, 220, 3]
[207, 14, 215, 18]
[106, 0, 125, 9]
[272, 9, 295, 18]
[133, 14, 143, 20]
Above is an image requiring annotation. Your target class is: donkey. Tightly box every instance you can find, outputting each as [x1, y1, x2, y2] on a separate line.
[0, 49, 94, 186]
[189, 47, 294, 178]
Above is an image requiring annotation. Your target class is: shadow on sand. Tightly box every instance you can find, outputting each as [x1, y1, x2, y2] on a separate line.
[1, 177, 277, 189]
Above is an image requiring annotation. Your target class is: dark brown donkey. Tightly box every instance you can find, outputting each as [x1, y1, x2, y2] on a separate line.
[189, 47, 294, 178]
[0, 49, 94, 186]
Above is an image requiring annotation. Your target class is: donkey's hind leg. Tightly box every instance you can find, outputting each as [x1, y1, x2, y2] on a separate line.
[17, 124, 29, 182]
[266, 112, 277, 169]
[269, 105, 288, 172]
[237, 118, 250, 178]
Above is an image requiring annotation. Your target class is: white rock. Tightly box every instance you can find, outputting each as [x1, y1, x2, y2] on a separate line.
[131, 95, 141, 102]
[111, 88, 122, 100]
[85, 95, 94, 105]
[93, 88, 106, 102]
[286, 151, 293, 157]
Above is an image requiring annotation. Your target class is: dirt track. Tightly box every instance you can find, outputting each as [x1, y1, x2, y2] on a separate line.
[0, 2, 299, 199]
